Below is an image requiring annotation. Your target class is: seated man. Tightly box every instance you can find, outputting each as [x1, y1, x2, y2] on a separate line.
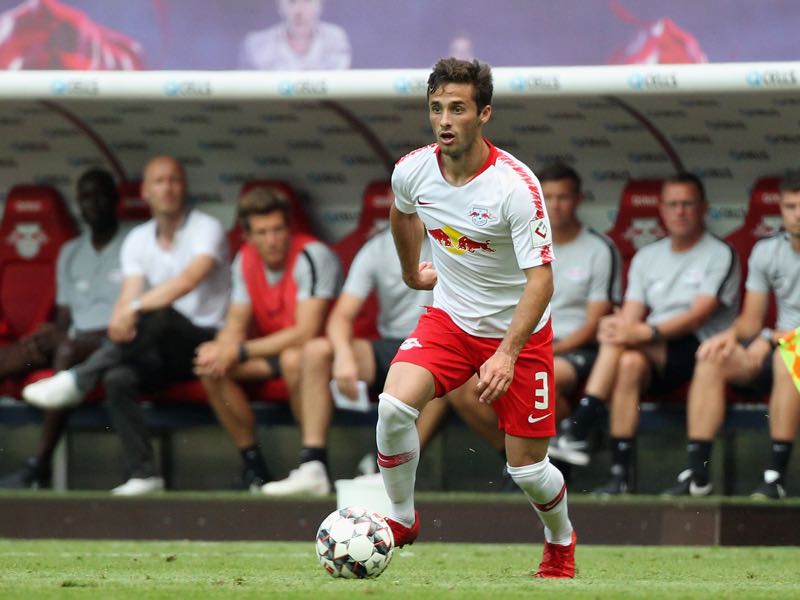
[260, 227, 433, 495]
[538, 164, 621, 425]
[663, 171, 800, 498]
[23, 156, 231, 496]
[554, 173, 741, 494]
[194, 186, 340, 491]
[0, 168, 124, 488]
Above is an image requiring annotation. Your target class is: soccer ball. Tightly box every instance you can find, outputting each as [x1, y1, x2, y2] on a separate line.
[315, 506, 395, 578]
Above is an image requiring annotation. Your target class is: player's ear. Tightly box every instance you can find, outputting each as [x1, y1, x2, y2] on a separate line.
[478, 104, 492, 125]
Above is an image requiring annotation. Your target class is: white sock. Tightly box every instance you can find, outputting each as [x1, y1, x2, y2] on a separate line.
[507, 457, 573, 545]
[376, 393, 420, 527]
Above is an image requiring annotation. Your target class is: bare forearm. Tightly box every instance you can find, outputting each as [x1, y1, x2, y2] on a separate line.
[553, 322, 599, 354]
[498, 265, 553, 360]
[390, 206, 425, 283]
[327, 313, 355, 356]
[136, 277, 195, 312]
[652, 310, 708, 340]
[244, 326, 312, 359]
[731, 314, 764, 341]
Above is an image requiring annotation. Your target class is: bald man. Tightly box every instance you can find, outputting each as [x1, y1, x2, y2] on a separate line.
[23, 157, 231, 495]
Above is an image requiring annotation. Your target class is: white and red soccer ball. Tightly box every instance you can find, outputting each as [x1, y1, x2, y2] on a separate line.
[315, 506, 395, 579]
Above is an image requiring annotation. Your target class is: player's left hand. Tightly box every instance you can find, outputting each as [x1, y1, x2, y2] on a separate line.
[476, 351, 515, 404]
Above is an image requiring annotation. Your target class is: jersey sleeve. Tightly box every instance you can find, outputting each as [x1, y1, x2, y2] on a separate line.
[745, 240, 771, 294]
[341, 239, 377, 299]
[699, 242, 740, 307]
[229, 252, 251, 305]
[505, 180, 553, 270]
[294, 242, 342, 301]
[391, 165, 416, 214]
[624, 250, 647, 304]
[120, 227, 145, 277]
[191, 215, 228, 264]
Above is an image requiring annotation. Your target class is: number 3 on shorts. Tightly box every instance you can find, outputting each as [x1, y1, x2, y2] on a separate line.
[534, 371, 548, 410]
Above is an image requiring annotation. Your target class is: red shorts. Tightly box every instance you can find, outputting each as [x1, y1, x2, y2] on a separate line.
[391, 307, 555, 438]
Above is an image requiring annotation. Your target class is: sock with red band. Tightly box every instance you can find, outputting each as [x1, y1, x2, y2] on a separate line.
[376, 392, 420, 528]
[507, 457, 573, 545]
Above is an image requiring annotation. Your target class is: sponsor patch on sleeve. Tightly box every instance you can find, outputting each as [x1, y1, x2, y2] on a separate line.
[529, 218, 551, 247]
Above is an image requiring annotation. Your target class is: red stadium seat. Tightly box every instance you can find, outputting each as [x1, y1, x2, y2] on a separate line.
[606, 179, 666, 283]
[227, 180, 315, 256]
[239, 180, 313, 234]
[227, 223, 246, 256]
[0, 185, 77, 343]
[724, 176, 782, 350]
[332, 181, 394, 340]
[115, 180, 150, 221]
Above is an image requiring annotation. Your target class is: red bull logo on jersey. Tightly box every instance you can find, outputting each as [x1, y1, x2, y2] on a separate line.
[428, 225, 495, 255]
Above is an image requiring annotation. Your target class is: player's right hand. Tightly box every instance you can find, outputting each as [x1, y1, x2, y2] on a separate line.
[405, 261, 437, 290]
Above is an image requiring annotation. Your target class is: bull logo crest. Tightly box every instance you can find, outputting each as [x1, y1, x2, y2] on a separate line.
[623, 218, 665, 249]
[6, 223, 48, 259]
[468, 206, 491, 227]
[753, 216, 783, 238]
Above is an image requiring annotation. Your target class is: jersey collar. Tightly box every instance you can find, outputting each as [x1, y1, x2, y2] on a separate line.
[435, 137, 498, 185]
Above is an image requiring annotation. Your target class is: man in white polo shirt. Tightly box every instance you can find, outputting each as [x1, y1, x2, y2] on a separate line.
[23, 156, 231, 496]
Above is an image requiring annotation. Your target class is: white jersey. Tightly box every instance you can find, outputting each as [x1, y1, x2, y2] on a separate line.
[392, 141, 553, 338]
[120, 210, 231, 329]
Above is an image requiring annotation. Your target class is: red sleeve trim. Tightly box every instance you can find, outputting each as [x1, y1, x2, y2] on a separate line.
[495, 149, 545, 219]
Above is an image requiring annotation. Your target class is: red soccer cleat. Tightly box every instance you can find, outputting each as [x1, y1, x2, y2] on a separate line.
[535, 530, 577, 578]
[386, 511, 420, 548]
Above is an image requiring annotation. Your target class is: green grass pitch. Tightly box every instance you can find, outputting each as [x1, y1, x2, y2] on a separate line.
[0, 539, 799, 599]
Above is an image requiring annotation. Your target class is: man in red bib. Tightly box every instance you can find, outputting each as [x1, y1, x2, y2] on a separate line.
[194, 187, 341, 491]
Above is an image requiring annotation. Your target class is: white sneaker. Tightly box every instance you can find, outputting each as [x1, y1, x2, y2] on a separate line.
[110, 477, 165, 496]
[261, 460, 331, 497]
[548, 436, 590, 466]
[22, 371, 84, 410]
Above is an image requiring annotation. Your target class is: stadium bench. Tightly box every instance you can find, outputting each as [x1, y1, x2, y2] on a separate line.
[0, 394, 377, 491]
[0, 394, 768, 494]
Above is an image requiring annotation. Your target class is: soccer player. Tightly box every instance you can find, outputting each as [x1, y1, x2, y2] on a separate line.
[23, 157, 231, 495]
[663, 171, 800, 499]
[194, 186, 340, 491]
[377, 58, 576, 578]
[554, 173, 740, 495]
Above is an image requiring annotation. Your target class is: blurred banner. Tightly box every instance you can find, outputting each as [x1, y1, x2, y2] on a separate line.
[0, 0, 796, 71]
